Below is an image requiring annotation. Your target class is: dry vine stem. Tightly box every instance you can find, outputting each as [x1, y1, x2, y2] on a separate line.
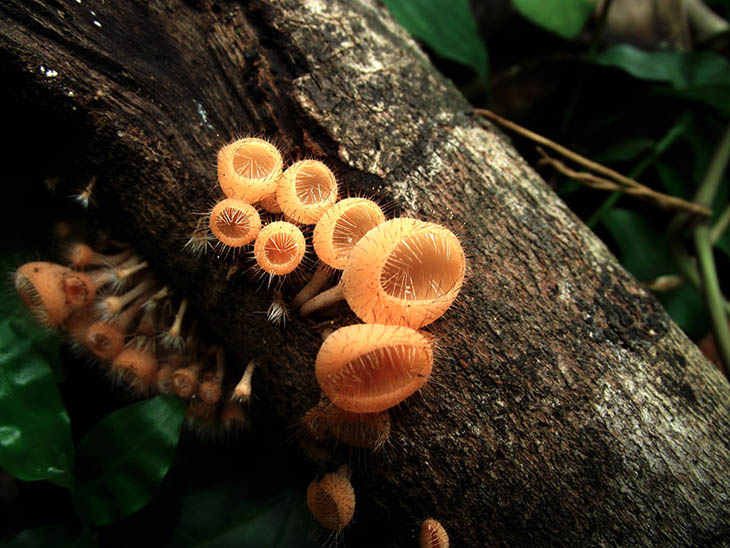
[474, 107, 711, 217]
[535, 147, 707, 215]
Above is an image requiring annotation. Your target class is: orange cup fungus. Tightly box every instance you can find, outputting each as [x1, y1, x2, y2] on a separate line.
[341, 218, 465, 329]
[14, 262, 76, 327]
[208, 198, 261, 249]
[306, 467, 355, 531]
[315, 324, 433, 413]
[420, 518, 449, 548]
[66, 242, 132, 269]
[313, 198, 386, 269]
[276, 160, 338, 224]
[111, 347, 158, 394]
[304, 400, 391, 449]
[217, 137, 283, 203]
[253, 221, 306, 276]
[173, 362, 202, 399]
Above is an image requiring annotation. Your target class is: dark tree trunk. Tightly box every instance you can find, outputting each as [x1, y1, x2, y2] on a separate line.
[1, 1, 729, 546]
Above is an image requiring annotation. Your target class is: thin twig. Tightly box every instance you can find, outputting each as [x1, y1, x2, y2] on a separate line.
[475, 108, 711, 218]
[535, 147, 710, 216]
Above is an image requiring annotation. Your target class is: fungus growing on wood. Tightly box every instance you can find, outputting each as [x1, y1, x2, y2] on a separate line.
[217, 137, 283, 203]
[341, 218, 465, 328]
[300, 218, 465, 328]
[304, 399, 391, 449]
[276, 160, 338, 224]
[253, 221, 306, 276]
[306, 465, 356, 531]
[312, 197, 386, 269]
[15, 261, 75, 327]
[420, 518, 449, 548]
[65, 242, 132, 269]
[85, 296, 146, 359]
[198, 347, 225, 404]
[208, 198, 262, 250]
[315, 324, 433, 413]
[110, 346, 158, 395]
[173, 361, 203, 399]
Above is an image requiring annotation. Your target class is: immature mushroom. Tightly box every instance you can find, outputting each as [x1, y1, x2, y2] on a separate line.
[85, 295, 147, 359]
[420, 518, 449, 548]
[111, 346, 158, 395]
[306, 465, 356, 531]
[198, 347, 225, 404]
[173, 361, 203, 399]
[64, 242, 133, 269]
[305, 399, 391, 449]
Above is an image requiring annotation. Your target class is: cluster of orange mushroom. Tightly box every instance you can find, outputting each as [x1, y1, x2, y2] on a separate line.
[15, 135, 461, 546]
[12, 242, 251, 437]
[205, 138, 463, 545]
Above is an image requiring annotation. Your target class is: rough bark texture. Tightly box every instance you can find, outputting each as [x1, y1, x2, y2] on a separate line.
[2, 1, 729, 546]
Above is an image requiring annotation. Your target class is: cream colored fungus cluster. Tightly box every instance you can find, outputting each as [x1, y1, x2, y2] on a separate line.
[208, 138, 463, 544]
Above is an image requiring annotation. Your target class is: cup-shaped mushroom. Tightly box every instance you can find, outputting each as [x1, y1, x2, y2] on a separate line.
[341, 218, 465, 329]
[208, 198, 262, 248]
[315, 324, 433, 413]
[111, 347, 158, 394]
[254, 221, 306, 276]
[276, 160, 338, 224]
[14, 262, 74, 327]
[313, 198, 386, 269]
[217, 137, 283, 203]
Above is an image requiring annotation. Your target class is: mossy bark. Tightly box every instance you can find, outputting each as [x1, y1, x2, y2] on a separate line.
[1, 1, 729, 546]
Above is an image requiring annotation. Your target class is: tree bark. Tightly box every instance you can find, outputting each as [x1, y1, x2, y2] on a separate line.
[1, 1, 729, 546]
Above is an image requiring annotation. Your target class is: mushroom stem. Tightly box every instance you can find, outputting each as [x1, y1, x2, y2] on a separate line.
[299, 283, 344, 318]
[292, 262, 331, 310]
[232, 360, 256, 402]
[169, 298, 189, 338]
[100, 277, 155, 317]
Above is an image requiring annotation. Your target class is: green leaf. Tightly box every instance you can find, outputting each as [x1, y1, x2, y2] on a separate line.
[656, 161, 692, 198]
[382, 0, 488, 82]
[72, 395, 186, 526]
[168, 485, 318, 548]
[1, 525, 97, 548]
[593, 137, 656, 164]
[602, 208, 676, 282]
[513, 0, 594, 39]
[657, 284, 710, 341]
[602, 209, 710, 340]
[594, 45, 730, 113]
[0, 310, 72, 487]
